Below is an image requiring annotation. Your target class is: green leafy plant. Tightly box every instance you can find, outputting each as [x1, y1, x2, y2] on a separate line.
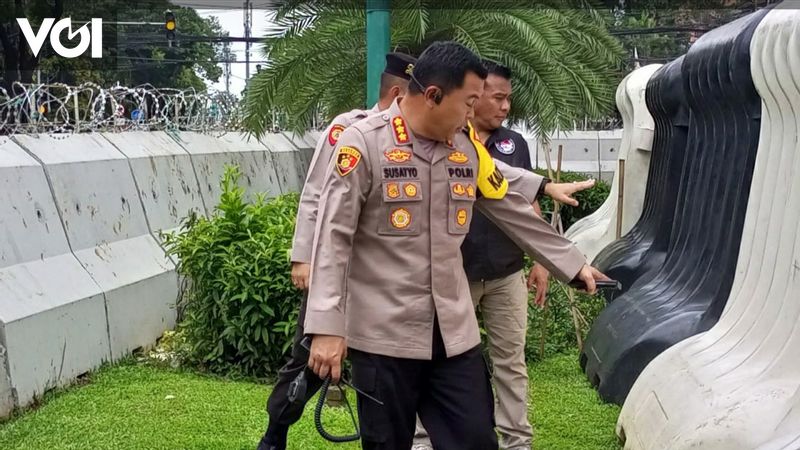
[524, 168, 611, 361]
[535, 168, 611, 230]
[162, 166, 301, 378]
[525, 279, 607, 362]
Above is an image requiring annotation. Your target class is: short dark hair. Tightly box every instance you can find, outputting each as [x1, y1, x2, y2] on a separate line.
[379, 72, 408, 98]
[408, 41, 488, 96]
[482, 59, 512, 80]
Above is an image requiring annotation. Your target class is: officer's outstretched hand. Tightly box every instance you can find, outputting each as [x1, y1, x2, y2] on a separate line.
[544, 179, 596, 207]
[575, 264, 611, 295]
[291, 262, 311, 290]
[309, 334, 347, 383]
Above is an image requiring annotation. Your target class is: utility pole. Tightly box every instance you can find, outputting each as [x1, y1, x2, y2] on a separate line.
[366, 0, 390, 107]
[222, 42, 235, 94]
[244, 0, 253, 81]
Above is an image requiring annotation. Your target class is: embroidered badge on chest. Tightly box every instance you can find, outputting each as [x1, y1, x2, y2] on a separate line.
[466, 184, 476, 198]
[386, 182, 400, 199]
[496, 138, 516, 155]
[391, 208, 412, 229]
[384, 148, 413, 163]
[403, 183, 418, 198]
[336, 146, 362, 176]
[447, 150, 469, 164]
[456, 208, 468, 226]
[328, 124, 345, 146]
[452, 183, 466, 196]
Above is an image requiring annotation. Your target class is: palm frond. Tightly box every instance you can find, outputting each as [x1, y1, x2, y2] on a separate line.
[243, 1, 624, 136]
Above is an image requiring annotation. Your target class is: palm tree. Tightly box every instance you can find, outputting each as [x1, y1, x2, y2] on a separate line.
[243, 0, 624, 137]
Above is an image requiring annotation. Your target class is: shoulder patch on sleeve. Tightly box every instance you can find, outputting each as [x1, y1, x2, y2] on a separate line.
[328, 124, 346, 146]
[335, 146, 362, 177]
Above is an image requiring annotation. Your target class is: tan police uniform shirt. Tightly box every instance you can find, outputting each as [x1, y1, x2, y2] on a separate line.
[305, 99, 586, 360]
[290, 105, 381, 263]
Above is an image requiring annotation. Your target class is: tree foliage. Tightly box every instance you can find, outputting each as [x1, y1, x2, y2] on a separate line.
[0, 0, 224, 91]
[244, 0, 625, 136]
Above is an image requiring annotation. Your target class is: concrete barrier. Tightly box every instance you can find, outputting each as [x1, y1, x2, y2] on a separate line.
[569, 65, 660, 260]
[618, 6, 800, 448]
[621, 65, 657, 234]
[0, 137, 109, 414]
[527, 132, 621, 184]
[102, 131, 207, 237]
[0, 127, 314, 419]
[592, 56, 690, 302]
[169, 132, 284, 211]
[14, 133, 178, 360]
[282, 130, 318, 183]
[265, 132, 312, 194]
[582, 6, 767, 406]
[216, 132, 284, 196]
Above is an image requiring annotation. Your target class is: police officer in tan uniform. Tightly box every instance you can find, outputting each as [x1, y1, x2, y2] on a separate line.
[257, 52, 416, 450]
[306, 42, 607, 450]
[414, 60, 597, 450]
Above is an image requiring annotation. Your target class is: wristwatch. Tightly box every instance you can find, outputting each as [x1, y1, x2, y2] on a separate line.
[537, 177, 552, 198]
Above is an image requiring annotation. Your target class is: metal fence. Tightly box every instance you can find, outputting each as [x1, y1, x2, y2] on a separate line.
[0, 82, 241, 135]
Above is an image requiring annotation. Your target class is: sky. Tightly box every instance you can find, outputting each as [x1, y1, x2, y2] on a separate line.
[190, 5, 272, 96]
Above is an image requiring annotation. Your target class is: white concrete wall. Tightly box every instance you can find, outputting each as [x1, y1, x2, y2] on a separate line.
[526, 129, 623, 183]
[0, 130, 313, 418]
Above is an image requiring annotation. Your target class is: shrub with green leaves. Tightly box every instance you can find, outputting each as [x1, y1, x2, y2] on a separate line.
[534, 169, 611, 230]
[523, 169, 610, 361]
[525, 279, 607, 362]
[162, 166, 301, 378]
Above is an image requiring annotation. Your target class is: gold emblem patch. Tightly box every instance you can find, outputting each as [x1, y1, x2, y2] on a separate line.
[392, 116, 410, 144]
[466, 184, 475, 198]
[405, 63, 414, 75]
[456, 208, 468, 226]
[384, 148, 413, 163]
[448, 151, 469, 164]
[391, 208, 412, 229]
[328, 124, 345, 146]
[336, 146, 362, 177]
[452, 183, 466, 196]
[404, 183, 418, 198]
[386, 183, 400, 199]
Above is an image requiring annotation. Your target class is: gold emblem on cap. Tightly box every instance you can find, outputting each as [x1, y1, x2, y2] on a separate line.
[405, 63, 414, 75]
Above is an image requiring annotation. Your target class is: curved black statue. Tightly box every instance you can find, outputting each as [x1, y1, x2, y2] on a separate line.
[591, 56, 689, 300]
[580, 6, 770, 405]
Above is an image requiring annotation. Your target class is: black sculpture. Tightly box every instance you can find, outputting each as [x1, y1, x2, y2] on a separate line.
[591, 56, 690, 300]
[581, 6, 770, 405]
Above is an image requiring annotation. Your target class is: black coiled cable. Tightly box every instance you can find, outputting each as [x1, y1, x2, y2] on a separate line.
[313, 376, 360, 443]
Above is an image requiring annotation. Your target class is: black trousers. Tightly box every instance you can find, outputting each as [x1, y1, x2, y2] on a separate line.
[350, 321, 498, 450]
[265, 292, 325, 426]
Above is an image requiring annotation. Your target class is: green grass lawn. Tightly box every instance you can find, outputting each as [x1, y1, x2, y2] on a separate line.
[0, 353, 620, 450]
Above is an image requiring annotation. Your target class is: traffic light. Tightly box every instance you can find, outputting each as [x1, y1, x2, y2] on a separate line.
[165, 10, 176, 44]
